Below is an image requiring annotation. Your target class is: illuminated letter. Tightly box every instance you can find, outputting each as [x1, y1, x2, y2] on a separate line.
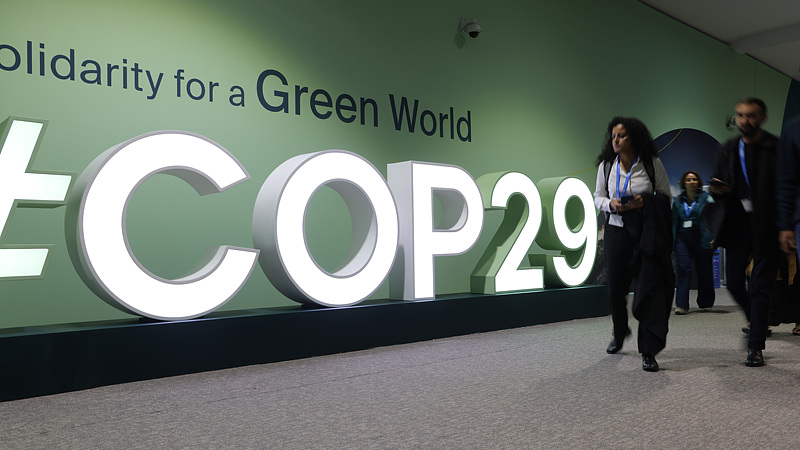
[253, 150, 398, 307]
[65, 132, 258, 320]
[0, 117, 73, 280]
[470, 172, 544, 294]
[533, 177, 597, 287]
[387, 161, 483, 300]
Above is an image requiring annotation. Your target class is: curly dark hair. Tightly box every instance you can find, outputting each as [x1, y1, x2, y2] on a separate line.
[679, 170, 703, 190]
[595, 117, 658, 167]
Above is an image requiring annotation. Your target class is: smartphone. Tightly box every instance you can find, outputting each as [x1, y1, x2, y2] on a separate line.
[619, 195, 634, 204]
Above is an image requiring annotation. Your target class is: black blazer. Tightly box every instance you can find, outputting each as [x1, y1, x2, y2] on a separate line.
[709, 131, 779, 255]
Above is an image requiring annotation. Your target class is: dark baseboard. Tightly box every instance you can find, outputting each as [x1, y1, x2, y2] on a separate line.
[0, 285, 607, 402]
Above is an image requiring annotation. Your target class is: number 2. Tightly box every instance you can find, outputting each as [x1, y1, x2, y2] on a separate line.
[470, 173, 596, 294]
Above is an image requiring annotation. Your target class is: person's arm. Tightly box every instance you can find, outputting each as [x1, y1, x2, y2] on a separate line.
[777, 121, 800, 253]
[777, 122, 800, 230]
[671, 197, 679, 248]
[779, 230, 796, 254]
[710, 142, 732, 195]
[652, 158, 671, 198]
[594, 161, 613, 212]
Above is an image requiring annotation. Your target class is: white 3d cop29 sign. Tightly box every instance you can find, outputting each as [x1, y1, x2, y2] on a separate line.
[1, 116, 597, 321]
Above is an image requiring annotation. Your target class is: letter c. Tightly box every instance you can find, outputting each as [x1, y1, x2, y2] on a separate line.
[65, 132, 259, 320]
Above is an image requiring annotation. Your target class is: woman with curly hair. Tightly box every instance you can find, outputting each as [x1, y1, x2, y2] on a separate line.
[593, 117, 674, 372]
[672, 170, 715, 315]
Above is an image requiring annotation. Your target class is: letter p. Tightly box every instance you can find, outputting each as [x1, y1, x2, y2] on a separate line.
[0, 118, 73, 279]
[387, 161, 483, 300]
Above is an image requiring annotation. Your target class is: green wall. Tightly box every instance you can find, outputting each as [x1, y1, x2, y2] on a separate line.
[0, 0, 790, 328]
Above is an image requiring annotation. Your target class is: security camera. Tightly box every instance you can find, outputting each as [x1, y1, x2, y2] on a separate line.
[466, 23, 481, 38]
[460, 18, 481, 38]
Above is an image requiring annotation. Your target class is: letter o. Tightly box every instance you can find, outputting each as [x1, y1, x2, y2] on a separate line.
[253, 151, 399, 307]
[0, 44, 21, 71]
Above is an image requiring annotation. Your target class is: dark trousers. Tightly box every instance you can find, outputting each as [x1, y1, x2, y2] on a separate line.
[674, 234, 715, 309]
[725, 234, 777, 350]
[605, 223, 670, 355]
[605, 225, 635, 346]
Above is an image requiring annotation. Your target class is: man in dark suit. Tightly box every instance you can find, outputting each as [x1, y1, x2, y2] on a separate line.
[710, 97, 779, 367]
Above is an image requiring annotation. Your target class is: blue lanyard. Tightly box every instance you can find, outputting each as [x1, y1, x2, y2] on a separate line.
[738, 138, 751, 191]
[615, 156, 637, 199]
[684, 200, 696, 218]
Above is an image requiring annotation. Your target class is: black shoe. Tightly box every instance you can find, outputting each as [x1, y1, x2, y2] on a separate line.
[642, 353, 659, 372]
[745, 349, 765, 367]
[606, 328, 632, 354]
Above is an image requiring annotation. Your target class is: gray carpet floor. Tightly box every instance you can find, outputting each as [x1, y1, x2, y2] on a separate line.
[2, 289, 799, 450]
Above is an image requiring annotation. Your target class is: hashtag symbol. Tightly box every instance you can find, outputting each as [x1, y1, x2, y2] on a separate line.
[0, 117, 74, 279]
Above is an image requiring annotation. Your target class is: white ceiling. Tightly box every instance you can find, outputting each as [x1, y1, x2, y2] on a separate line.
[639, 0, 800, 81]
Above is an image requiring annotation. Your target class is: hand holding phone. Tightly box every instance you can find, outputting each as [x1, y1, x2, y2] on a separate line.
[709, 178, 729, 194]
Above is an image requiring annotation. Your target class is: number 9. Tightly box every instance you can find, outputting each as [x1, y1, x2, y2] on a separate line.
[533, 177, 597, 287]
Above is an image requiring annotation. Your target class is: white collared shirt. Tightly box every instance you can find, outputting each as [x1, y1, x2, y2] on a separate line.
[593, 157, 671, 226]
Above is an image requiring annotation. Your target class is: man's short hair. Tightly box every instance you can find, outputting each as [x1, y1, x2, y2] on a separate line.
[738, 97, 768, 116]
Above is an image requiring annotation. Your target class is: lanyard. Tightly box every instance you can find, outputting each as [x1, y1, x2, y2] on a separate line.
[615, 155, 637, 199]
[738, 138, 751, 191]
[684, 199, 696, 218]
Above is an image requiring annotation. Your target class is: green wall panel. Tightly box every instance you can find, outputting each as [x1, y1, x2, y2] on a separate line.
[0, 0, 791, 327]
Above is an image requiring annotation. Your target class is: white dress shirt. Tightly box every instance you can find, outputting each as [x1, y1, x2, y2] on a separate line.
[594, 156, 671, 227]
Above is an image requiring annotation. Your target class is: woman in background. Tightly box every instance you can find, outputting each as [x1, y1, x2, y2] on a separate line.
[594, 117, 674, 372]
[672, 170, 716, 315]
